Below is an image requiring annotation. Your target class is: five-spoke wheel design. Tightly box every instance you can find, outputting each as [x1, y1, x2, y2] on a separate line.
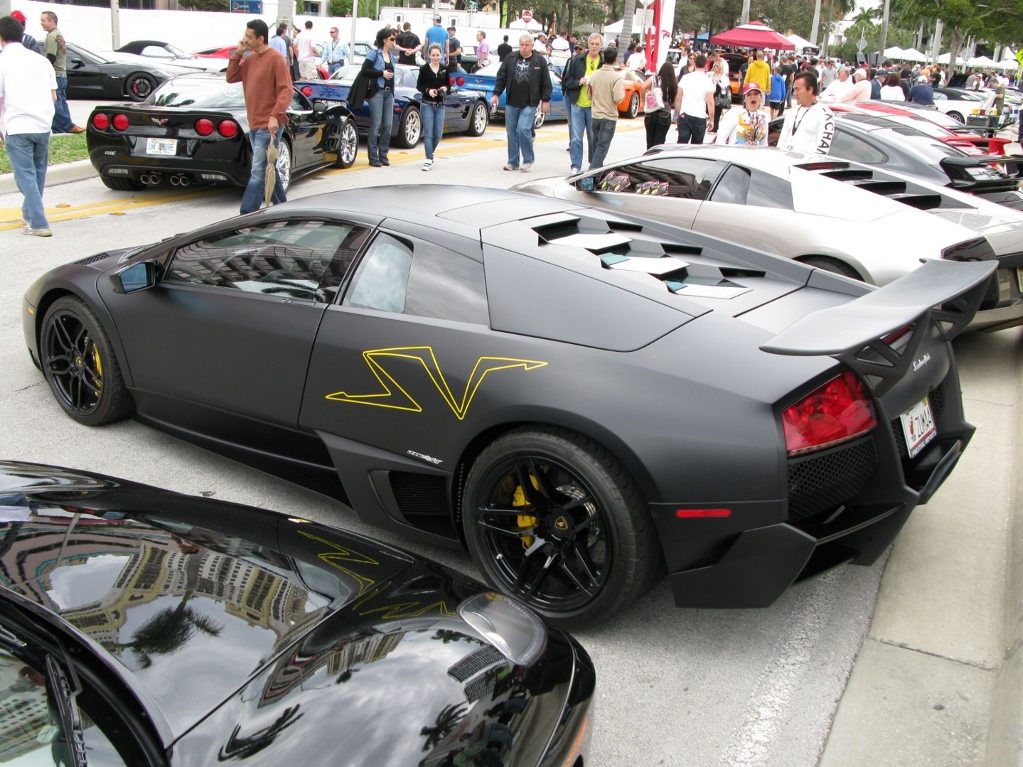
[463, 428, 660, 628]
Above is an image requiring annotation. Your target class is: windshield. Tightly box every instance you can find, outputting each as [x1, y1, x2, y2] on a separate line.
[148, 79, 246, 108]
[68, 44, 109, 64]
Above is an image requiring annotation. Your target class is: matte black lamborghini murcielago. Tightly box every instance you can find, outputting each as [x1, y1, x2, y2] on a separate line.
[22, 186, 995, 628]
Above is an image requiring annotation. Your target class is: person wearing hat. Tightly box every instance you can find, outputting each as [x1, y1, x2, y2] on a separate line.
[715, 82, 768, 145]
[908, 73, 934, 105]
[9, 11, 39, 54]
[425, 14, 447, 64]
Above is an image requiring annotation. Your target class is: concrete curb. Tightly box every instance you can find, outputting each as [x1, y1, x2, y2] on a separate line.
[0, 160, 97, 195]
[985, 331, 1023, 766]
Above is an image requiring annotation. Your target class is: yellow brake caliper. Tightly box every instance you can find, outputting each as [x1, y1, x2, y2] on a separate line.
[91, 344, 103, 393]
[513, 474, 541, 550]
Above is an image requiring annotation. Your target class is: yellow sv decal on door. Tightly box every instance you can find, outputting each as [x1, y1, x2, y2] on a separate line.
[325, 346, 547, 420]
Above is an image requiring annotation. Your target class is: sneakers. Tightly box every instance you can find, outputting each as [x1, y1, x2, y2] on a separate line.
[570, 166, 580, 174]
[502, 163, 519, 171]
[520, 163, 532, 171]
[23, 226, 52, 237]
[423, 159, 433, 171]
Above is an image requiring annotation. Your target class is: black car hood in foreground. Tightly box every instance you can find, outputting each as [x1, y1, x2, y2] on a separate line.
[0, 462, 592, 766]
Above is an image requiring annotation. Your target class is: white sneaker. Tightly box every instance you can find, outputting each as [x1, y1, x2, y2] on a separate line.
[521, 163, 532, 171]
[570, 166, 580, 174]
[23, 226, 52, 237]
[422, 160, 433, 171]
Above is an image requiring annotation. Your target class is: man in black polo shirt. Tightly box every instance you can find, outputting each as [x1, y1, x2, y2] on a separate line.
[396, 22, 420, 66]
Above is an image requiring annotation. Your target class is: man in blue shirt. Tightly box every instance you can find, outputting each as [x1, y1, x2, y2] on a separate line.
[425, 15, 448, 63]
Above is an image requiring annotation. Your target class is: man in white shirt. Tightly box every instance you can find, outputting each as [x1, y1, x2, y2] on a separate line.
[820, 66, 854, 101]
[840, 68, 873, 102]
[776, 70, 834, 155]
[674, 53, 715, 143]
[0, 15, 57, 236]
[626, 44, 646, 72]
[294, 20, 320, 79]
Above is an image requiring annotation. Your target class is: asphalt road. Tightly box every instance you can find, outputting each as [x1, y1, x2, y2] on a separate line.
[0, 114, 1018, 766]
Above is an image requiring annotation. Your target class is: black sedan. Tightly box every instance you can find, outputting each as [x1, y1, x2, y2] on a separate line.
[66, 42, 191, 101]
[769, 111, 1023, 211]
[0, 461, 593, 766]
[21, 186, 993, 627]
[297, 64, 490, 148]
[86, 74, 359, 192]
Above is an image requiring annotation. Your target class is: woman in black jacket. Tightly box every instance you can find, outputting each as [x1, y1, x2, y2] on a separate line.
[417, 44, 449, 171]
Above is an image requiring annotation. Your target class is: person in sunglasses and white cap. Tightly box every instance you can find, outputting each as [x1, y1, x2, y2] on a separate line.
[715, 81, 768, 145]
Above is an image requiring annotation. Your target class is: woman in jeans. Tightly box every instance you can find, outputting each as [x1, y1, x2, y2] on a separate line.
[417, 43, 448, 171]
[363, 28, 396, 166]
[641, 62, 677, 149]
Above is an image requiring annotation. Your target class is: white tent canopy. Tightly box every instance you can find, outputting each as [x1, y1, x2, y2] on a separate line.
[997, 58, 1021, 70]
[936, 52, 966, 64]
[785, 33, 815, 50]
[900, 47, 927, 62]
[509, 18, 543, 32]
[883, 46, 905, 58]
[967, 55, 997, 68]
[604, 11, 650, 35]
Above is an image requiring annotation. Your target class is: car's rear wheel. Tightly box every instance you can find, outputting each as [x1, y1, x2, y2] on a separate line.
[40, 297, 134, 426]
[948, 110, 965, 123]
[276, 139, 293, 192]
[800, 255, 864, 281]
[465, 100, 489, 136]
[126, 73, 157, 101]
[462, 427, 661, 629]
[331, 119, 359, 167]
[101, 176, 144, 191]
[626, 91, 640, 118]
[396, 107, 422, 148]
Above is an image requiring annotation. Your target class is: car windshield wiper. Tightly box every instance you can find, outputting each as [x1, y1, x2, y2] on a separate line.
[44, 646, 89, 767]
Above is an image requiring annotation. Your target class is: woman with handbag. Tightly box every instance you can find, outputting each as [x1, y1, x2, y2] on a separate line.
[363, 28, 397, 167]
[710, 60, 730, 133]
[641, 62, 678, 149]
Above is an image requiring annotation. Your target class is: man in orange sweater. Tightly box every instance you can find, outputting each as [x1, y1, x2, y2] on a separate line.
[227, 19, 293, 214]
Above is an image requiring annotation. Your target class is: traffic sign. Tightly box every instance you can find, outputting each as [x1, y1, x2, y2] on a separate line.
[521, 9, 532, 23]
[1016, 49, 1023, 66]
[230, 0, 263, 12]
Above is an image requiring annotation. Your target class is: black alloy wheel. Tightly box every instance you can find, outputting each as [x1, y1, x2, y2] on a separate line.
[40, 297, 134, 426]
[126, 73, 157, 101]
[462, 427, 661, 629]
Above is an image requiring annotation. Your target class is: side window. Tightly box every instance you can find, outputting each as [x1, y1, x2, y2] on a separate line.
[828, 130, 887, 164]
[291, 90, 310, 111]
[344, 233, 488, 324]
[710, 165, 751, 204]
[164, 220, 365, 303]
[592, 158, 725, 199]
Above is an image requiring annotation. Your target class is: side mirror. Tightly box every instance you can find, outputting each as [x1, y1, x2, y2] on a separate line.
[70, 57, 85, 69]
[112, 261, 157, 294]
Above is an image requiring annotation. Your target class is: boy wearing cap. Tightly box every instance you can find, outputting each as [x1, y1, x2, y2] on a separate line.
[715, 82, 768, 146]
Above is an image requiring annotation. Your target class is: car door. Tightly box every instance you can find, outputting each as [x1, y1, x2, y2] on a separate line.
[66, 46, 108, 98]
[299, 226, 491, 469]
[560, 156, 727, 228]
[287, 89, 329, 169]
[102, 217, 372, 427]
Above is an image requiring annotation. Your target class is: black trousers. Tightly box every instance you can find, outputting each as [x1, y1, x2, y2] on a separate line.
[644, 110, 672, 148]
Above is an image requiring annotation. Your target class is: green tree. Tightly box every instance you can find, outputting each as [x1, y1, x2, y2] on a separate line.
[178, 0, 227, 11]
[328, 0, 353, 15]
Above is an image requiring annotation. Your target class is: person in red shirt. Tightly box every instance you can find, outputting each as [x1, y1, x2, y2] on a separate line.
[226, 19, 292, 214]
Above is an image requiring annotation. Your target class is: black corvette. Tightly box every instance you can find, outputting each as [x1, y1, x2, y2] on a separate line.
[0, 461, 593, 766]
[66, 42, 191, 101]
[86, 74, 359, 192]
[22, 187, 994, 627]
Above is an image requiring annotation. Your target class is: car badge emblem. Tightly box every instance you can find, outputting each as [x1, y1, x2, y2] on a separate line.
[151, 117, 169, 126]
[407, 450, 443, 465]
[912, 353, 931, 372]
[554, 516, 569, 531]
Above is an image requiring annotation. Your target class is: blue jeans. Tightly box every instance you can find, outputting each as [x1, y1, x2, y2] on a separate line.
[52, 75, 75, 133]
[367, 89, 394, 163]
[504, 104, 536, 167]
[240, 128, 286, 215]
[677, 114, 708, 145]
[589, 118, 617, 169]
[568, 102, 593, 170]
[6, 133, 50, 229]
[421, 102, 445, 160]
[328, 61, 344, 76]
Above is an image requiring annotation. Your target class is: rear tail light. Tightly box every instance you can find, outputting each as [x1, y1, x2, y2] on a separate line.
[217, 119, 239, 138]
[194, 118, 214, 136]
[455, 76, 465, 86]
[301, 86, 313, 97]
[782, 370, 877, 456]
[449, 76, 455, 86]
[111, 114, 129, 131]
[91, 113, 109, 130]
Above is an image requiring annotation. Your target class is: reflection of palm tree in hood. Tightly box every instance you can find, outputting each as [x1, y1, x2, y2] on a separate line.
[121, 547, 223, 669]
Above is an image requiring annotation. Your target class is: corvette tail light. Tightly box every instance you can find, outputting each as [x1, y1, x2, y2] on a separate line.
[194, 118, 215, 136]
[301, 86, 313, 97]
[782, 370, 877, 456]
[91, 113, 109, 130]
[111, 113, 129, 131]
[455, 76, 465, 86]
[218, 119, 239, 138]
[449, 76, 455, 86]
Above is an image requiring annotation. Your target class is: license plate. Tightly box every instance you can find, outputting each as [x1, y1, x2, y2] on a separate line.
[146, 138, 177, 156]
[1017, 267, 1023, 294]
[900, 397, 937, 459]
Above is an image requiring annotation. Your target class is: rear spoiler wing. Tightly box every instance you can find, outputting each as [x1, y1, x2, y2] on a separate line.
[940, 153, 1023, 173]
[761, 260, 995, 395]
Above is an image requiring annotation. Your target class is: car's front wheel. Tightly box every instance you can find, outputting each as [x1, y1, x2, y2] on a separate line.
[40, 297, 134, 426]
[126, 73, 157, 101]
[626, 91, 640, 118]
[276, 139, 293, 192]
[947, 110, 965, 123]
[462, 427, 661, 629]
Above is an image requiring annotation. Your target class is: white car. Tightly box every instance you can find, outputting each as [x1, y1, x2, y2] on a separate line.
[931, 87, 1009, 127]
[513, 144, 1023, 332]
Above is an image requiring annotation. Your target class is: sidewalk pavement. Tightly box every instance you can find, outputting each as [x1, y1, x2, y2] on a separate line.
[0, 159, 95, 196]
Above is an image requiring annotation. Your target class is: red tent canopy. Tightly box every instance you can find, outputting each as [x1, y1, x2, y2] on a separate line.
[710, 21, 795, 51]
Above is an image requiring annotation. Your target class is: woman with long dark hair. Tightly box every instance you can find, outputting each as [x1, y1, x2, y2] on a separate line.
[363, 27, 397, 166]
[642, 62, 677, 148]
[417, 43, 449, 171]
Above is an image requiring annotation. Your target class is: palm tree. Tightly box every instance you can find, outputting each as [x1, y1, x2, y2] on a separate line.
[618, 0, 638, 63]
